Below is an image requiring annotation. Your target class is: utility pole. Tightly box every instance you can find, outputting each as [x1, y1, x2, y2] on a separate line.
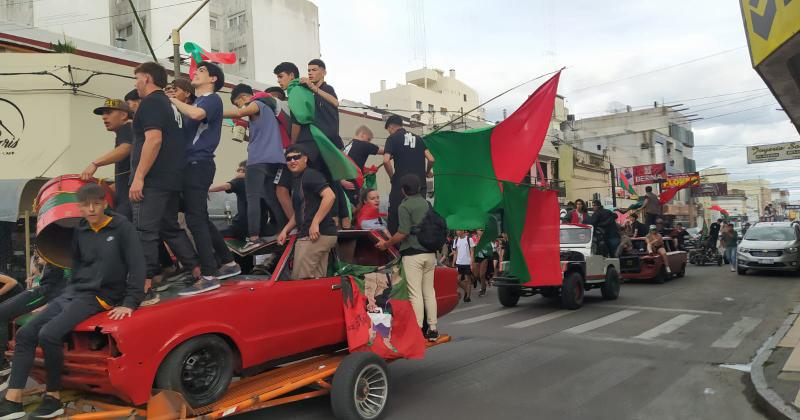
[127, 0, 157, 62]
[171, 0, 211, 77]
[610, 162, 617, 208]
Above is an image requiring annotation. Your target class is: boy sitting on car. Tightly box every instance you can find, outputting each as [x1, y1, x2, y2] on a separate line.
[0, 183, 145, 420]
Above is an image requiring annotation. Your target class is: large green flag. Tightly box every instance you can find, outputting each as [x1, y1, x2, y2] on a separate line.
[287, 79, 358, 180]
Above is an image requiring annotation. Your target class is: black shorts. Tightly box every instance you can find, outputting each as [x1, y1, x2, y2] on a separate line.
[456, 264, 472, 276]
[273, 164, 292, 189]
[475, 256, 486, 263]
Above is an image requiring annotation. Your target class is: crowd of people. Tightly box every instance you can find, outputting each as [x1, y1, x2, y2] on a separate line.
[0, 59, 442, 419]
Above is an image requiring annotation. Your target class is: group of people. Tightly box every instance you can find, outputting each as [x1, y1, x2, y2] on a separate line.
[446, 230, 506, 303]
[0, 58, 442, 419]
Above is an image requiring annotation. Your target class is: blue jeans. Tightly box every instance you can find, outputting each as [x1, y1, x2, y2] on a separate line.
[724, 247, 737, 267]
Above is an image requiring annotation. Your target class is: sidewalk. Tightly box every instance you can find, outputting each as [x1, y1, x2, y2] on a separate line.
[752, 303, 800, 420]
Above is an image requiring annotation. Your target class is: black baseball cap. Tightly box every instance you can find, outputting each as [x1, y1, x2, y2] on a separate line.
[384, 114, 403, 129]
[93, 98, 132, 116]
[197, 61, 225, 92]
[124, 89, 140, 102]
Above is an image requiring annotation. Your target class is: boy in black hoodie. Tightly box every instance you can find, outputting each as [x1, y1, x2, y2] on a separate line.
[0, 183, 145, 420]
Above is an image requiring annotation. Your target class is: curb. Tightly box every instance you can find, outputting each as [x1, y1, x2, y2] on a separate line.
[751, 304, 800, 420]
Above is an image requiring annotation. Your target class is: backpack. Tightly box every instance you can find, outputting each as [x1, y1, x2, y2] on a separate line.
[413, 203, 448, 252]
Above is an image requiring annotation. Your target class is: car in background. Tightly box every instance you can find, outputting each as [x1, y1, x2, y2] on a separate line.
[619, 236, 688, 283]
[737, 222, 800, 274]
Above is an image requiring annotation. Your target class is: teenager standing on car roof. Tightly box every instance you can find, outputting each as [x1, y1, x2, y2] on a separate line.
[0, 184, 145, 420]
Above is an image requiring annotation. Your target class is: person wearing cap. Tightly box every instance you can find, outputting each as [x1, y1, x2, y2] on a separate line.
[383, 114, 435, 234]
[223, 83, 289, 251]
[124, 89, 141, 113]
[645, 224, 671, 274]
[169, 61, 240, 295]
[81, 98, 134, 219]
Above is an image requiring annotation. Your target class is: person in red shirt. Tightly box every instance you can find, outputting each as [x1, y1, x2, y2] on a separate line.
[569, 199, 589, 224]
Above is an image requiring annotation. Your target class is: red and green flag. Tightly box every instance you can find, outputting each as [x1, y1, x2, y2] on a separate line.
[425, 72, 561, 229]
[183, 42, 236, 78]
[338, 262, 425, 360]
[501, 182, 562, 286]
[287, 79, 359, 181]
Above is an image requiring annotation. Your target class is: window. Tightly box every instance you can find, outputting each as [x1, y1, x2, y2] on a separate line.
[464, 94, 467, 102]
[428, 104, 434, 112]
[440, 107, 447, 116]
[210, 18, 217, 29]
[228, 13, 245, 28]
[415, 101, 422, 110]
[116, 24, 133, 39]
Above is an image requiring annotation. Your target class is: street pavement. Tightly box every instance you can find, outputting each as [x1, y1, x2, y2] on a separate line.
[240, 265, 800, 420]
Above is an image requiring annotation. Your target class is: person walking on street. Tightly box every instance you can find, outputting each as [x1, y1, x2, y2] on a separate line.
[128, 62, 198, 305]
[590, 200, 621, 257]
[643, 186, 662, 226]
[81, 98, 134, 219]
[383, 115, 435, 234]
[376, 174, 439, 341]
[451, 230, 476, 303]
[720, 224, 739, 272]
[277, 145, 338, 279]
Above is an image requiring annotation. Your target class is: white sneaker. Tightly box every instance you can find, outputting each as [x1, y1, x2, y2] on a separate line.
[731, 267, 736, 272]
[666, 266, 672, 274]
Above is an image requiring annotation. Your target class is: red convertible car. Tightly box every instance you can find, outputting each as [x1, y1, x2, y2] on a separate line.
[11, 230, 458, 408]
[619, 237, 688, 283]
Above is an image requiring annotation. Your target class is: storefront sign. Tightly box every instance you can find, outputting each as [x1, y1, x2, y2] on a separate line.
[746, 141, 800, 164]
[0, 98, 24, 156]
[660, 172, 700, 189]
[786, 204, 800, 210]
[691, 182, 728, 197]
[632, 163, 667, 185]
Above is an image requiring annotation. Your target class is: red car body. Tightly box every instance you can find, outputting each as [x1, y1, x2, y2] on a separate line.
[619, 237, 688, 282]
[12, 231, 458, 406]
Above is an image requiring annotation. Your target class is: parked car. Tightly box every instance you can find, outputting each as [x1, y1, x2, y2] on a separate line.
[737, 222, 800, 274]
[495, 224, 621, 310]
[11, 230, 459, 408]
[619, 236, 688, 283]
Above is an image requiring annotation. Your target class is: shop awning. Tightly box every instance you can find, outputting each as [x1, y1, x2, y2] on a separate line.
[0, 179, 47, 222]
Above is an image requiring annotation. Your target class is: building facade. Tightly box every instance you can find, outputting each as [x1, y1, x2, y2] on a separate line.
[369, 68, 486, 131]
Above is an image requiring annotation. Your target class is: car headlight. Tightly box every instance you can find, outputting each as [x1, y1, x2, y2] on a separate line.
[739, 248, 750, 253]
[786, 247, 799, 254]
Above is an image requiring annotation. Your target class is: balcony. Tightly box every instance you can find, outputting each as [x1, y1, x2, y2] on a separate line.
[523, 176, 566, 197]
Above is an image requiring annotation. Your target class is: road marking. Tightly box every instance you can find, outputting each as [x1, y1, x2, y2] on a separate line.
[594, 304, 723, 315]
[452, 307, 527, 325]
[573, 333, 691, 350]
[450, 303, 491, 314]
[634, 314, 700, 340]
[564, 310, 639, 334]
[505, 310, 573, 329]
[712, 316, 762, 348]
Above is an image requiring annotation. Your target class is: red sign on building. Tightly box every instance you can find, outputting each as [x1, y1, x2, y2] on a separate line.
[632, 163, 667, 185]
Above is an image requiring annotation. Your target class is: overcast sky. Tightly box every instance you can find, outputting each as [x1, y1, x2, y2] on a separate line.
[314, 0, 800, 197]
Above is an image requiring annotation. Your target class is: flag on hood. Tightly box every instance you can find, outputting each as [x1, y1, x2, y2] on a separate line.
[287, 79, 359, 181]
[424, 72, 561, 229]
[501, 182, 561, 286]
[338, 262, 426, 360]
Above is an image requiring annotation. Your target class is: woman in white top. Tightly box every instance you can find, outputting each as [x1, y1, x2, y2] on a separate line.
[451, 230, 475, 303]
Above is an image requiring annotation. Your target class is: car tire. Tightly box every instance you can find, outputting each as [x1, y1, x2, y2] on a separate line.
[331, 352, 389, 420]
[676, 263, 686, 278]
[561, 272, 584, 310]
[155, 335, 235, 408]
[498, 286, 521, 307]
[738, 267, 747, 275]
[600, 267, 620, 300]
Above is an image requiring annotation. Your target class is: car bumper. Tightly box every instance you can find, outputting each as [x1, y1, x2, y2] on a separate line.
[737, 251, 800, 271]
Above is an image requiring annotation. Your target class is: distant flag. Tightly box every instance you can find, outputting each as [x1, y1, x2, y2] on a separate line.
[183, 42, 236, 78]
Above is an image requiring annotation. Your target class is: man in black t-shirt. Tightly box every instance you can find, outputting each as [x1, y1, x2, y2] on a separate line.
[383, 115, 435, 234]
[343, 125, 384, 204]
[81, 98, 134, 219]
[128, 62, 198, 303]
[277, 145, 338, 279]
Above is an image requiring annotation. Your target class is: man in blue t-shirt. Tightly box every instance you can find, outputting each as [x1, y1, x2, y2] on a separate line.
[170, 62, 241, 295]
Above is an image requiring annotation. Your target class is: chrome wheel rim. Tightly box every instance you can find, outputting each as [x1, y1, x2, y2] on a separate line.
[353, 364, 388, 419]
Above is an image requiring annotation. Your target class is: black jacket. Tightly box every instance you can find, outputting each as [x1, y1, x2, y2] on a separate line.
[67, 212, 145, 309]
[39, 265, 67, 300]
[632, 221, 648, 238]
[590, 208, 620, 239]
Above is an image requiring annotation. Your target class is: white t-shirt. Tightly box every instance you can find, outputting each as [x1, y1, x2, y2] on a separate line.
[454, 237, 475, 266]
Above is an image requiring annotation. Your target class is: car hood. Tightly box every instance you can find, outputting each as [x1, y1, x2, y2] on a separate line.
[740, 240, 794, 250]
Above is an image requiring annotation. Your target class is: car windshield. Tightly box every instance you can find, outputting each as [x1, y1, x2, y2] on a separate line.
[744, 226, 796, 241]
[561, 228, 592, 244]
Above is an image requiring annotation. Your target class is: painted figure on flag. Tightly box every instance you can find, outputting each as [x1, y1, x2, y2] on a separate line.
[364, 272, 398, 353]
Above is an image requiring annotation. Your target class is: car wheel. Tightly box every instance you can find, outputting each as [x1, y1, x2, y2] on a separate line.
[561, 272, 584, 310]
[654, 266, 667, 284]
[738, 267, 747, 275]
[331, 352, 389, 420]
[601, 267, 620, 300]
[676, 263, 686, 278]
[155, 335, 234, 408]
[498, 286, 521, 307]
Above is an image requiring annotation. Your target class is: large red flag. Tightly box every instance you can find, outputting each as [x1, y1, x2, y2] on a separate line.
[490, 72, 561, 183]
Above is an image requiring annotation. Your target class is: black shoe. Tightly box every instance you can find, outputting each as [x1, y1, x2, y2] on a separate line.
[464, 297, 472, 303]
[31, 395, 63, 419]
[0, 359, 10, 377]
[0, 398, 24, 420]
[426, 329, 440, 342]
[478, 289, 486, 297]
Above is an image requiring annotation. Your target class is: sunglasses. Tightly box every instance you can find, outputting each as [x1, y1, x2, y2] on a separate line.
[285, 154, 303, 162]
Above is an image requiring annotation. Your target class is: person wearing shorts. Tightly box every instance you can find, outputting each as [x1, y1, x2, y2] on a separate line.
[452, 230, 475, 303]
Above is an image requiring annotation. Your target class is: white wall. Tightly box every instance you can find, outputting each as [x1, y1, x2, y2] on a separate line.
[27, 0, 111, 46]
[250, 0, 320, 83]
[149, 0, 211, 59]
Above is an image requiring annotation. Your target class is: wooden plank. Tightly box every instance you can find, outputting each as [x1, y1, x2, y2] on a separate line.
[779, 320, 800, 348]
